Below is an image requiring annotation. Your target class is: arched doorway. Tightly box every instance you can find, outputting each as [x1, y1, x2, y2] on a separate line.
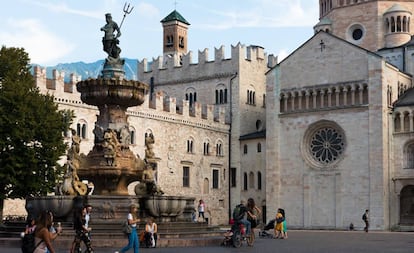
[400, 185, 414, 224]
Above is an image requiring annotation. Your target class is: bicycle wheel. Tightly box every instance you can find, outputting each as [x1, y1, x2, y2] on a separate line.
[232, 230, 242, 248]
[246, 231, 255, 246]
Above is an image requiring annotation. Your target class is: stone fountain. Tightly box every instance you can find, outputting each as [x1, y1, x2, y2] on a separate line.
[26, 11, 195, 223]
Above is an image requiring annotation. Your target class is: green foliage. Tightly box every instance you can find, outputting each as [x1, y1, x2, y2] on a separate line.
[0, 46, 73, 198]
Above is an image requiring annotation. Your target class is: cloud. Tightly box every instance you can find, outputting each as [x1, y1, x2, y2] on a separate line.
[27, 0, 104, 19]
[0, 18, 75, 65]
[197, 0, 318, 30]
[136, 2, 160, 18]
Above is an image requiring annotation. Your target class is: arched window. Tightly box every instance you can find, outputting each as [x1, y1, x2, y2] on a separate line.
[394, 113, 402, 132]
[76, 121, 87, 139]
[187, 138, 194, 153]
[404, 142, 414, 168]
[185, 88, 197, 107]
[204, 141, 210, 155]
[400, 185, 414, 224]
[130, 129, 135, 145]
[243, 144, 248, 154]
[215, 84, 227, 104]
[216, 141, 223, 156]
[243, 172, 248, 190]
[257, 143, 262, 153]
[247, 89, 256, 105]
[257, 172, 262, 190]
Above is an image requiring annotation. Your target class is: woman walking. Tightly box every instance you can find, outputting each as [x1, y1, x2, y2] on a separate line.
[33, 211, 61, 253]
[119, 204, 140, 253]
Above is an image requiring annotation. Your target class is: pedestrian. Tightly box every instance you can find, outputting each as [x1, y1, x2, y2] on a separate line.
[70, 207, 93, 253]
[24, 215, 36, 235]
[233, 199, 252, 236]
[33, 211, 62, 253]
[280, 208, 288, 239]
[119, 204, 140, 253]
[144, 217, 158, 248]
[247, 198, 261, 229]
[362, 209, 369, 232]
[274, 209, 285, 239]
[198, 199, 206, 222]
[84, 204, 93, 239]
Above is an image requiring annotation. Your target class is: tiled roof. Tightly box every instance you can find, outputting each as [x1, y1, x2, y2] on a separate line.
[161, 10, 190, 25]
[394, 87, 414, 107]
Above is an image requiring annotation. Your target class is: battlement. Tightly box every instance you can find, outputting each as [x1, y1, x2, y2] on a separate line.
[33, 65, 82, 94]
[32, 66, 228, 127]
[139, 43, 277, 76]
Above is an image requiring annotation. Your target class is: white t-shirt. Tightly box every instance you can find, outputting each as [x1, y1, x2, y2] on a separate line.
[127, 213, 137, 227]
[85, 213, 90, 228]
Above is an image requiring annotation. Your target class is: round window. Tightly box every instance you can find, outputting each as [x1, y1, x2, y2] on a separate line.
[310, 127, 344, 164]
[352, 28, 363, 40]
[347, 23, 365, 43]
[302, 121, 346, 169]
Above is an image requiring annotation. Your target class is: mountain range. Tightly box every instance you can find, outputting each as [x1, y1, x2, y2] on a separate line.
[31, 58, 139, 82]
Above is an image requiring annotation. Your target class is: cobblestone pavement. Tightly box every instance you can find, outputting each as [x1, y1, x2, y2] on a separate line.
[3, 230, 414, 253]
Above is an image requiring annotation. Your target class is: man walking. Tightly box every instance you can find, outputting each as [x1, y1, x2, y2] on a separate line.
[362, 209, 369, 232]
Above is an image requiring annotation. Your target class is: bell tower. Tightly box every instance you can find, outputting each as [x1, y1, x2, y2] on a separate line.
[314, 0, 414, 52]
[161, 10, 190, 57]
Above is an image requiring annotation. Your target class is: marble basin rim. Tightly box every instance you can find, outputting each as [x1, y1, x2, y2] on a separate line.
[25, 195, 75, 218]
[144, 195, 189, 218]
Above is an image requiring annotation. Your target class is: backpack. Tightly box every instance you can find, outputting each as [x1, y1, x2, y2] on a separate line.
[21, 233, 42, 253]
[122, 220, 132, 234]
[232, 205, 244, 221]
[362, 213, 367, 221]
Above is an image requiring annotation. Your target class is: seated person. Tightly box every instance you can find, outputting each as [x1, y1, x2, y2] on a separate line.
[144, 217, 158, 248]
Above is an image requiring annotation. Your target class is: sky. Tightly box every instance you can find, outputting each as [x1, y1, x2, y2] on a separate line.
[0, 0, 320, 66]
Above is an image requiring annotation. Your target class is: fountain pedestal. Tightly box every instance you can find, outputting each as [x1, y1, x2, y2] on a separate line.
[76, 76, 148, 195]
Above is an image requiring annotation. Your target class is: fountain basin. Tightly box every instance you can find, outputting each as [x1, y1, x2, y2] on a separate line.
[25, 195, 78, 220]
[76, 78, 148, 107]
[144, 196, 194, 222]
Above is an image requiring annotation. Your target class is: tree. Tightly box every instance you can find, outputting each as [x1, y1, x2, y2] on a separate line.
[0, 46, 73, 203]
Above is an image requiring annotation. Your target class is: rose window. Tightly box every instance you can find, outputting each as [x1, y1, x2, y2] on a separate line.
[310, 127, 344, 164]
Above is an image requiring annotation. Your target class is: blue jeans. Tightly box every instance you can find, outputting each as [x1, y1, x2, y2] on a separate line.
[120, 227, 139, 253]
[240, 219, 251, 235]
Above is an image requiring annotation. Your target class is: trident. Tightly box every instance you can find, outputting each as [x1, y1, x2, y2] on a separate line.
[119, 2, 134, 30]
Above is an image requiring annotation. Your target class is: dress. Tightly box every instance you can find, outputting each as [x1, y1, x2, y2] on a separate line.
[33, 237, 47, 253]
[274, 212, 284, 232]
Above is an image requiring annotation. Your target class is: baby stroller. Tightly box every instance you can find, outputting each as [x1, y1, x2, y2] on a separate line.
[259, 219, 275, 238]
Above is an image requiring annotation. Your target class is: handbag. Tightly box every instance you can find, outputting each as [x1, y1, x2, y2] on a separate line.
[122, 220, 132, 234]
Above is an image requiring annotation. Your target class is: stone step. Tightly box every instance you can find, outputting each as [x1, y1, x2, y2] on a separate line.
[0, 235, 225, 248]
[0, 221, 227, 248]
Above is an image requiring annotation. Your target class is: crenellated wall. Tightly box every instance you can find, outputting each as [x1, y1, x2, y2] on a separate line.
[32, 66, 228, 126]
[139, 43, 277, 81]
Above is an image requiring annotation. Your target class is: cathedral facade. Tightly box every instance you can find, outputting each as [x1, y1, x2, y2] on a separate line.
[266, 0, 414, 230]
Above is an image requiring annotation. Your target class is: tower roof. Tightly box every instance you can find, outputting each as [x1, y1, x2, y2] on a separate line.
[161, 10, 190, 25]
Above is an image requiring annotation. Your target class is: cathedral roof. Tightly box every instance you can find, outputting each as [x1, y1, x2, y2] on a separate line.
[394, 87, 414, 107]
[239, 130, 266, 140]
[161, 10, 190, 25]
[315, 17, 332, 26]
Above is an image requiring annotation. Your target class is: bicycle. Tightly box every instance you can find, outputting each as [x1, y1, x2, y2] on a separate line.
[231, 221, 254, 247]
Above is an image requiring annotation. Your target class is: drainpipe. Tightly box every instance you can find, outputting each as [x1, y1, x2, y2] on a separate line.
[228, 72, 238, 221]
